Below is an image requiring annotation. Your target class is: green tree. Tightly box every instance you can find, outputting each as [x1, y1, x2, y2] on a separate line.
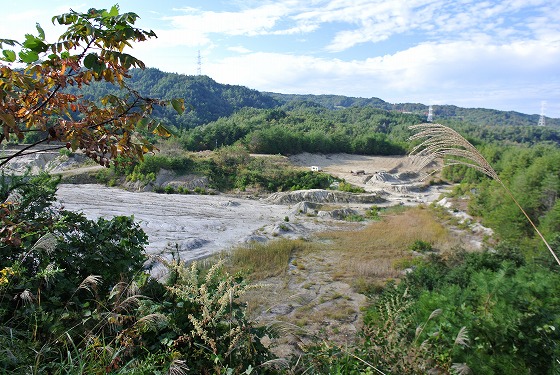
[0, 5, 184, 168]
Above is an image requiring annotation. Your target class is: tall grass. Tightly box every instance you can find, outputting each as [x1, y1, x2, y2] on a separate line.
[226, 239, 312, 280]
[408, 123, 560, 266]
[321, 206, 456, 281]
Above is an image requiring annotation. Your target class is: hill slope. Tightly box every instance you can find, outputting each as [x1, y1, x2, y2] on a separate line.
[74, 68, 559, 130]
[268, 92, 559, 127]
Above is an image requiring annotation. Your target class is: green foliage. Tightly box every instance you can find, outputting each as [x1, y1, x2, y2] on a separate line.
[344, 213, 365, 222]
[187, 146, 335, 192]
[409, 239, 433, 253]
[193, 186, 208, 194]
[399, 249, 560, 374]
[134, 154, 194, 175]
[0, 173, 275, 374]
[122, 153, 194, 184]
[260, 92, 560, 129]
[0, 173, 148, 372]
[365, 205, 380, 220]
[465, 144, 560, 245]
[338, 181, 365, 193]
[147, 260, 275, 374]
[71, 69, 279, 129]
[178, 105, 411, 155]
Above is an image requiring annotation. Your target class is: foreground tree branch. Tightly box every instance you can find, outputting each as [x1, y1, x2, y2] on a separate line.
[0, 5, 185, 168]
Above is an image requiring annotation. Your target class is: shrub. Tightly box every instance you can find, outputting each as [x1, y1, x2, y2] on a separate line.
[365, 205, 380, 219]
[164, 185, 176, 194]
[344, 213, 365, 222]
[338, 181, 365, 193]
[58, 148, 73, 157]
[409, 239, 433, 253]
[0, 173, 276, 374]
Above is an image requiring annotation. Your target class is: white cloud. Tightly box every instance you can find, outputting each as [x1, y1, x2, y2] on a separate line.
[163, 3, 288, 37]
[199, 35, 560, 116]
[2, 0, 558, 116]
[228, 46, 252, 54]
[289, 0, 559, 52]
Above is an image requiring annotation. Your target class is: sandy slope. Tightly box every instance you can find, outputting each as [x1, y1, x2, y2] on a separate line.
[289, 152, 446, 204]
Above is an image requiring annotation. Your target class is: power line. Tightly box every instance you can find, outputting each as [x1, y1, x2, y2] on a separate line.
[427, 105, 433, 122]
[197, 50, 202, 75]
[538, 101, 546, 126]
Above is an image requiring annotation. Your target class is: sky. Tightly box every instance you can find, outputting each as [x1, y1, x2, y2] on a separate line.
[1, 0, 559, 118]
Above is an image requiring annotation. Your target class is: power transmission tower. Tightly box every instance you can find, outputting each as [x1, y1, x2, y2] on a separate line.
[197, 50, 202, 75]
[427, 105, 433, 122]
[538, 101, 546, 126]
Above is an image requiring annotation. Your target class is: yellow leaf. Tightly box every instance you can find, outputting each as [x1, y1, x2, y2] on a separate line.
[152, 123, 172, 138]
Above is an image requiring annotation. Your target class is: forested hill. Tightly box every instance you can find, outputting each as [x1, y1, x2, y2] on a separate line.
[75, 68, 280, 128]
[268, 92, 559, 128]
[75, 68, 559, 129]
[265, 92, 393, 111]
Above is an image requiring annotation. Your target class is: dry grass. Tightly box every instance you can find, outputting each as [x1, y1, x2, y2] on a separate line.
[225, 239, 315, 281]
[319, 206, 457, 282]
[409, 122, 560, 266]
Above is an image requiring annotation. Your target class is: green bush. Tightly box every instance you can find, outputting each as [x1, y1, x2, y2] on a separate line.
[338, 181, 365, 193]
[409, 239, 433, 253]
[344, 213, 364, 222]
[400, 249, 560, 374]
[134, 154, 194, 176]
[0, 173, 276, 374]
[58, 148, 73, 157]
[365, 205, 380, 219]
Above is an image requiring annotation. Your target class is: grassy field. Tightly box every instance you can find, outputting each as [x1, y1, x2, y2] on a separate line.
[214, 205, 471, 356]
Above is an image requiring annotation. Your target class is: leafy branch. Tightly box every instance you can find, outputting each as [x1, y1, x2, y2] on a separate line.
[0, 5, 185, 168]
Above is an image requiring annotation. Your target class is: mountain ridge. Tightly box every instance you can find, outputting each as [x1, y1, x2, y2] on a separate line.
[75, 68, 559, 128]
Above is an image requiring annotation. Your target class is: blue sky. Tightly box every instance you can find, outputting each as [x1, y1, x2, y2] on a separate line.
[1, 0, 559, 118]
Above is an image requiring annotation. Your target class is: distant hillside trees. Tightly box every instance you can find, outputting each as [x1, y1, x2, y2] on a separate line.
[70, 68, 279, 128]
[179, 106, 418, 155]
[69, 67, 559, 137]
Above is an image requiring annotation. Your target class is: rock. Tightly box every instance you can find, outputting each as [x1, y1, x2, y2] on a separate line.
[266, 189, 385, 204]
[218, 200, 240, 207]
[241, 235, 268, 243]
[437, 197, 453, 208]
[292, 201, 321, 215]
[154, 169, 175, 186]
[177, 238, 209, 251]
[272, 222, 294, 235]
[318, 208, 359, 220]
[269, 304, 294, 315]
